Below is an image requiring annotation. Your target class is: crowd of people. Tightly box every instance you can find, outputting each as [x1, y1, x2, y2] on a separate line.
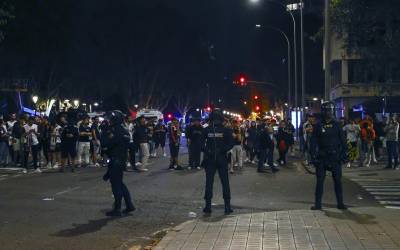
[2, 110, 399, 175]
[300, 113, 400, 170]
[0, 112, 299, 174]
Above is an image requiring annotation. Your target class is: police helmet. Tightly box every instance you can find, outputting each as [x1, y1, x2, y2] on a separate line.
[105, 110, 125, 125]
[209, 108, 224, 123]
[321, 101, 336, 118]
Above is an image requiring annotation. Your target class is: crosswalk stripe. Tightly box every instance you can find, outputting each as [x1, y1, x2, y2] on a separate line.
[385, 206, 400, 209]
[366, 188, 400, 191]
[370, 192, 400, 195]
[363, 186, 400, 188]
[379, 201, 400, 205]
[375, 196, 400, 200]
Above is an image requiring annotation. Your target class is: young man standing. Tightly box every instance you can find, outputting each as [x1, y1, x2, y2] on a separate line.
[60, 119, 79, 172]
[24, 117, 41, 172]
[78, 117, 92, 167]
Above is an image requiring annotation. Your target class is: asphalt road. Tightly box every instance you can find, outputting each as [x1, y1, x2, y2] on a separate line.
[0, 152, 378, 250]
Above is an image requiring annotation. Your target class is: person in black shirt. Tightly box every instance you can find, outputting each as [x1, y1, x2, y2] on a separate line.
[0, 118, 8, 166]
[257, 124, 279, 173]
[133, 116, 149, 171]
[78, 117, 92, 167]
[91, 116, 101, 167]
[276, 121, 290, 166]
[154, 119, 167, 157]
[187, 117, 203, 170]
[60, 119, 79, 172]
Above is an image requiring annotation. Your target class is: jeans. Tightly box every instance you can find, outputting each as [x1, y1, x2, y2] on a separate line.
[78, 142, 91, 165]
[387, 141, 398, 167]
[139, 143, 149, 166]
[0, 141, 8, 164]
[231, 145, 243, 167]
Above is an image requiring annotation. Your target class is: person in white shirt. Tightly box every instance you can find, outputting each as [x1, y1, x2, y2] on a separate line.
[343, 119, 361, 168]
[0, 118, 8, 166]
[6, 113, 17, 163]
[23, 117, 41, 172]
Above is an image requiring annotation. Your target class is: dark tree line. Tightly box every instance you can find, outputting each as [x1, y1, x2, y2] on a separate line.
[0, 0, 215, 111]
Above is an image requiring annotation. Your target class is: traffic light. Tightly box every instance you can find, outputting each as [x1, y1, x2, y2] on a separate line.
[254, 95, 259, 100]
[234, 73, 247, 86]
[206, 106, 211, 112]
[167, 114, 173, 119]
[255, 105, 260, 111]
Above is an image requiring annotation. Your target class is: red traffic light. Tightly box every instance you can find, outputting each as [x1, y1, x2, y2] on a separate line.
[240, 77, 245, 83]
[206, 106, 211, 112]
[167, 114, 173, 119]
[254, 95, 259, 100]
[255, 105, 260, 111]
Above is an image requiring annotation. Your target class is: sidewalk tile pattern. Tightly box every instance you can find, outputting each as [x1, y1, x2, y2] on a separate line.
[153, 208, 400, 250]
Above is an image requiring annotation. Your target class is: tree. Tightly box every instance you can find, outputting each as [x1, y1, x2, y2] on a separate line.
[331, 0, 400, 82]
[0, 1, 14, 42]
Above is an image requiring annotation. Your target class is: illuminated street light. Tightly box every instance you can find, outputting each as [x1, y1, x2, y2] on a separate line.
[284, 103, 288, 106]
[196, 108, 200, 112]
[243, 101, 247, 105]
[94, 102, 99, 107]
[134, 104, 139, 108]
[255, 24, 261, 28]
[73, 100, 79, 107]
[249, 0, 260, 3]
[82, 103, 87, 106]
[32, 95, 39, 104]
[313, 97, 318, 101]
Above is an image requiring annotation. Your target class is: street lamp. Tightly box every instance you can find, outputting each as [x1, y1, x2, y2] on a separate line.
[73, 100, 79, 107]
[94, 102, 99, 107]
[255, 24, 291, 109]
[32, 95, 39, 104]
[313, 97, 318, 101]
[248, 0, 299, 137]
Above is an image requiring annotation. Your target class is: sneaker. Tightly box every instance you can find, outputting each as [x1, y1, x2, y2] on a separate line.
[127, 162, 131, 167]
[244, 158, 250, 163]
[34, 168, 42, 173]
[197, 166, 201, 170]
[229, 169, 234, 174]
[233, 163, 238, 167]
[163, 153, 167, 157]
[53, 164, 59, 169]
[137, 167, 149, 172]
[346, 162, 351, 168]
[174, 165, 184, 171]
[264, 163, 270, 167]
[22, 169, 27, 174]
[251, 160, 256, 164]
[94, 163, 100, 167]
[135, 162, 142, 167]
[280, 161, 284, 165]
[366, 163, 370, 168]
[46, 163, 52, 169]
[273, 163, 279, 167]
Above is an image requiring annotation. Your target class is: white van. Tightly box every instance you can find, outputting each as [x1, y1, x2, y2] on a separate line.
[136, 109, 164, 120]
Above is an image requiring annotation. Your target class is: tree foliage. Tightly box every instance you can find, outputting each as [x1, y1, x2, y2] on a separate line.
[331, 0, 400, 80]
[0, 1, 14, 42]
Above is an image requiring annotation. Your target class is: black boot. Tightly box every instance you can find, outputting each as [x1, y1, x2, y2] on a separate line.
[337, 204, 348, 210]
[106, 201, 122, 217]
[123, 202, 136, 214]
[203, 200, 212, 214]
[310, 204, 322, 210]
[224, 200, 233, 215]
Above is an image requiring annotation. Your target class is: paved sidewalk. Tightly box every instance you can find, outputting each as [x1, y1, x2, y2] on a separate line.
[154, 207, 400, 250]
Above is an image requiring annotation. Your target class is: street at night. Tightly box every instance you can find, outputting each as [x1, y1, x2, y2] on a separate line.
[1, 0, 400, 249]
[0, 152, 388, 250]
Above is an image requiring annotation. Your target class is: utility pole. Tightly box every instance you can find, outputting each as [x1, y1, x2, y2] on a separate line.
[324, 0, 331, 101]
[300, 0, 305, 108]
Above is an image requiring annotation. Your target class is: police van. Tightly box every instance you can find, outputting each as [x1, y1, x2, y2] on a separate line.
[136, 109, 164, 121]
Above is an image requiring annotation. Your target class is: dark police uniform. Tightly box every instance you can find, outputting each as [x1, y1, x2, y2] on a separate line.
[202, 114, 234, 214]
[310, 116, 347, 210]
[103, 115, 135, 216]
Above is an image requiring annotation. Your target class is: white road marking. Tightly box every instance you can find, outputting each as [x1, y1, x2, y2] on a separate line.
[379, 201, 400, 205]
[54, 186, 81, 196]
[366, 188, 400, 191]
[384, 206, 400, 209]
[370, 192, 400, 195]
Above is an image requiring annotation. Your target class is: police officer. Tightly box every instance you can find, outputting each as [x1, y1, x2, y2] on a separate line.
[187, 117, 203, 170]
[103, 110, 135, 216]
[202, 109, 234, 215]
[310, 102, 348, 210]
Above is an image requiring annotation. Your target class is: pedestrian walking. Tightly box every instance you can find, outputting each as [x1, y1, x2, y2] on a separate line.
[168, 118, 182, 170]
[343, 119, 361, 168]
[384, 115, 399, 169]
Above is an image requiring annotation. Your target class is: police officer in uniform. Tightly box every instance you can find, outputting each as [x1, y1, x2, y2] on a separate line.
[310, 102, 348, 210]
[103, 110, 135, 216]
[202, 109, 234, 215]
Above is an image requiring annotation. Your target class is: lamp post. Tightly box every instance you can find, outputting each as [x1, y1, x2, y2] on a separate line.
[324, 0, 331, 100]
[255, 24, 291, 110]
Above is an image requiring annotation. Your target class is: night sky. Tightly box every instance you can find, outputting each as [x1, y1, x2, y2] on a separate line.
[0, 0, 324, 112]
